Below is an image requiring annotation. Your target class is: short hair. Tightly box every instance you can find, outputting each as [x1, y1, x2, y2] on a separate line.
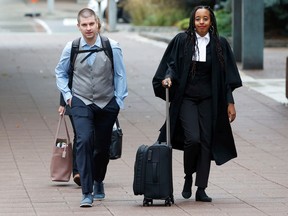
[77, 8, 101, 29]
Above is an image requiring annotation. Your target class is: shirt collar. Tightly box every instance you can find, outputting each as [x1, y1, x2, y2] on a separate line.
[196, 32, 210, 43]
[80, 35, 102, 49]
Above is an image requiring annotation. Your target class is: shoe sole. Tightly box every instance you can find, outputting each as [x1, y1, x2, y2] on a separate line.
[182, 192, 192, 199]
[195, 195, 212, 202]
[195, 198, 212, 202]
[93, 196, 105, 201]
[80, 203, 92, 207]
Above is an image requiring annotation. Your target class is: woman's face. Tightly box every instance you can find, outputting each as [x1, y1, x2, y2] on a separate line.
[194, 8, 212, 37]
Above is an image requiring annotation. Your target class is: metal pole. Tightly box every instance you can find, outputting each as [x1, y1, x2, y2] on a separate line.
[286, 57, 288, 99]
[95, 0, 103, 28]
[108, 0, 117, 32]
[47, 0, 54, 14]
[166, 88, 171, 146]
[232, 0, 242, 62]
[242, 0, 264, 69]
[98, 1, 102, 21]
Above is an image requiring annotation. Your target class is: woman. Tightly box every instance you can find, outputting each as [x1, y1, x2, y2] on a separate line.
[152, 6, 242, 202]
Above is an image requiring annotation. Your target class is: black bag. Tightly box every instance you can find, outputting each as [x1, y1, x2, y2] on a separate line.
[133, 88, 174, 206]
[110, 118, 123, 160]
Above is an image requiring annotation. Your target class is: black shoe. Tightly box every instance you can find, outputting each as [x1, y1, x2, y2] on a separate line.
[181, 176, 192, 199]
[195, 188, 212, 202]
[73, 174, 81, 186]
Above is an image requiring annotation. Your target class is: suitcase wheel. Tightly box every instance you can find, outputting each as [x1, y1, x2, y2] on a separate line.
[165, 198, 171, 206]
[143, 198, 153, 206]
[171, 195, 175, 204]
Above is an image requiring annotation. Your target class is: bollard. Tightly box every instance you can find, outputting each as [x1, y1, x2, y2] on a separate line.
[286, 57, 288, 99]
[47, 0, 54, 14]
[107, 0, 117, 32]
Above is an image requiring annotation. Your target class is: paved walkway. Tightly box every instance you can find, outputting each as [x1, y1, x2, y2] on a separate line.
[0, 0, 288, 216]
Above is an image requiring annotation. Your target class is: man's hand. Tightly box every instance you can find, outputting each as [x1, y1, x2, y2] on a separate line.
[67, 98, 72, 107]
[58, 106, 65, 116]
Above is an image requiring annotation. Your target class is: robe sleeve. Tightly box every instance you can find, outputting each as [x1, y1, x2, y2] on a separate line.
[226, 87, 234, 104]
[152, 33, 185, 101]
[221, 37, 242, 92]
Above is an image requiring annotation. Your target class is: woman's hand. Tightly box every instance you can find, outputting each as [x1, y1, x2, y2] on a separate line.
[162, 77, 172, 88]
[227, 103, 236, 123]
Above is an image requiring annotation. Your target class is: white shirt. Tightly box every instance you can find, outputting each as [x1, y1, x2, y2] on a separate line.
[193, 33, 210, 62]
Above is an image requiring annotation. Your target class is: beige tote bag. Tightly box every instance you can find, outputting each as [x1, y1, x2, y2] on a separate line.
[50, 115, 73, 182]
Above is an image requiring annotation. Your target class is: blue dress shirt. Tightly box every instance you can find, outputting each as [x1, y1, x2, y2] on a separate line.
[55, 35, 128, 109]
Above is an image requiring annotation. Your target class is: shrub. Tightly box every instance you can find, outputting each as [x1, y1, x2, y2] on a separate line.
[176, 18, 189, 30]
[124, 0, 187, 26]
[214, 9, 231, 37]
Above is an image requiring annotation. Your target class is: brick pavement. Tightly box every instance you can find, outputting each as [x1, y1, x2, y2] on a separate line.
[0, 0, 288, 215]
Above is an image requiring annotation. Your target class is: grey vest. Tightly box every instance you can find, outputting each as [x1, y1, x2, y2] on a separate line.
[72, 49, 114, 109]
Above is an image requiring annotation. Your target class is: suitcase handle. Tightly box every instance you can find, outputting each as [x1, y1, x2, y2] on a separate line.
[165, 87, 171, 146]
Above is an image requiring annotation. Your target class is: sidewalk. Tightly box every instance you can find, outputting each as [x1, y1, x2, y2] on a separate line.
[0, 1, 288, 216]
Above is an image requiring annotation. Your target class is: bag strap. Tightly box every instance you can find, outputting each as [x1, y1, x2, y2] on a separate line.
[71, 36, 114, 69]
[68, 35, 114, 88]
[70, 37, 81, 68]
[68, 37, 81, 89]
[115, 118, 120, 128]
[54, 115, 71, 145]
[100, 35, 114, 70]
[78, 47, 106, 63]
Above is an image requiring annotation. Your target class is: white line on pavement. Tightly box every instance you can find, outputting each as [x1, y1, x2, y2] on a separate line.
[34, 18, 52, 34]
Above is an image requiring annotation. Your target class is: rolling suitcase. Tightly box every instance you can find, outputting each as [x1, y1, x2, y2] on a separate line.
[133, 88, 174, 206]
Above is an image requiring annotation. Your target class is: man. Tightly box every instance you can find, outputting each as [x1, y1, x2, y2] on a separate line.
[55, 8, 128, 207]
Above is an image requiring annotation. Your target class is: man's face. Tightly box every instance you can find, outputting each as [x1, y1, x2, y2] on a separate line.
[77, 16, 99, 41]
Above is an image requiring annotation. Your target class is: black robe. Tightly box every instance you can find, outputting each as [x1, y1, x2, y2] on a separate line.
[152, 32, 242, 166]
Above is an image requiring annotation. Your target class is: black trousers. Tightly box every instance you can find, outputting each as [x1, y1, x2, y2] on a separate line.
[179, 97, 212, 188]
[71, 96, 119, 194]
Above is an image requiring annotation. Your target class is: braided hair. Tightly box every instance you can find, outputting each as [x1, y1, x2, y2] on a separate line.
[185, 6, 225, 71]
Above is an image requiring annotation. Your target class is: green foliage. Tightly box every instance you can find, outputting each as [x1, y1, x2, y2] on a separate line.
[124, 0, 150, 25]
[124, 0, 187, 26]
[176, 18, 189, 30]
[124, 0, 287, 36]
[214, 9, 231, 37]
